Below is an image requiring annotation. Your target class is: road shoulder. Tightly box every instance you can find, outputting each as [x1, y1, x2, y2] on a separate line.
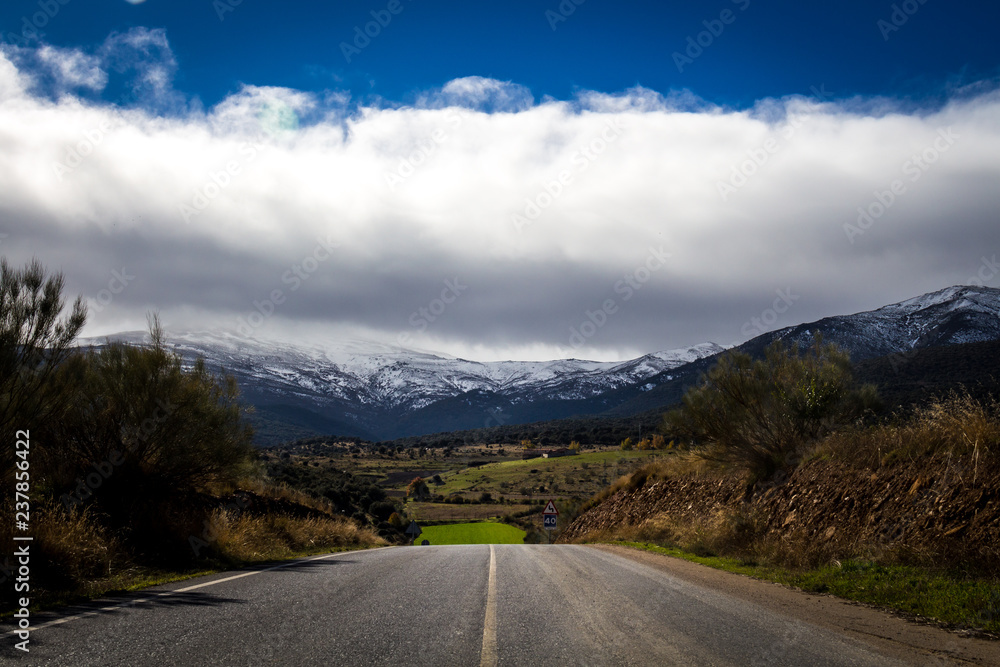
[591, 543, 1000, 666]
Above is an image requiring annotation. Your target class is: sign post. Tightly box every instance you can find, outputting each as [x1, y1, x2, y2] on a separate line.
[542, 501, 558, 543]
[405, 521, 422, 545]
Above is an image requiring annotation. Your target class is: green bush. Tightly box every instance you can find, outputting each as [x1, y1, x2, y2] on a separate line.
[665, 336, 880, 482]
[0, 258, 86, 487]
[43, 318, 256, 551]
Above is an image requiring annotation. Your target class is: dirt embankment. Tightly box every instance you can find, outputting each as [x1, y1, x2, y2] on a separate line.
[560, 454, 1000, 569]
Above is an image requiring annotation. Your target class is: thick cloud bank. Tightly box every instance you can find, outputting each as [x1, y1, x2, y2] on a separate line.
[1, 33, 999, 361]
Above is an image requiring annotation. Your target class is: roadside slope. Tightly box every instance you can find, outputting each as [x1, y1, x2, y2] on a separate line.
[561, 455, 999, 568]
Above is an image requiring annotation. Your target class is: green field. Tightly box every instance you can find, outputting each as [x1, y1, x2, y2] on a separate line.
[430, 449, 662, 498]
[418, 522, 526, 545]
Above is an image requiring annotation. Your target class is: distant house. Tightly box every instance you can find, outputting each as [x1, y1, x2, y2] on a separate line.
[521, 447, 572, 460]
[541, 448, 571, 459]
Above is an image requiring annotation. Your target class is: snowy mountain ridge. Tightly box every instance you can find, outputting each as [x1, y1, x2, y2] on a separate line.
[83, 285, 1000, 442]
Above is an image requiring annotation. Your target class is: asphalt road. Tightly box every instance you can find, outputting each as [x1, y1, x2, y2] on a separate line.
[1, 545, 991, 665]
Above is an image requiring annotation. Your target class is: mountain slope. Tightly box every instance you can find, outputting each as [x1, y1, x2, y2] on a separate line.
[80, 331, 723, 443]
[604, 285, 1000, 419]
[85, 285, 1000, 444]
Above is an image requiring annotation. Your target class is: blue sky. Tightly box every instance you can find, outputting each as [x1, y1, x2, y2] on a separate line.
[1, 1, 999, 361]
[5, 0, 998, 109]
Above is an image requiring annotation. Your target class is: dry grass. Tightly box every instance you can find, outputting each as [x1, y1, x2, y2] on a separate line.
[587, 507, 763, 560]
[232, 477, 338, 514]
[576, 395, 1000, 571]
[813, 392, 999, 471]
[0, 500, 120, 596]
[581, 507, 913, 571]
[207, 509, 384, 562]
[579, 452, 709, 514]
[0, 476, 385, 613]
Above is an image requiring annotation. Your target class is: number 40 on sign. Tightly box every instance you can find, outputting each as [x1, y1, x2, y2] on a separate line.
[543, 501, 558, 530]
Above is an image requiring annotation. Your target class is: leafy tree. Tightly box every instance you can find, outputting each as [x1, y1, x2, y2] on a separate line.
[0, 257, 86, 435]
[406, 476, 430, 501]
[368, 500, 396, 522]
[0, 258, 86, 491]
[619, 437, 634, 451]
[664, 336, 880, 482]
[44, 317, 256, 543]
[568, 440, 581, 453]
[651, 434, 667, 450]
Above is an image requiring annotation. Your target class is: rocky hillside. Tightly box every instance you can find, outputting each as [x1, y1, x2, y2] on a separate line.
[560, 455, 1000, 571]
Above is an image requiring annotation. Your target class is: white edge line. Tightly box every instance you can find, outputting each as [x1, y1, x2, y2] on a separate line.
[3, 547, 391, 637]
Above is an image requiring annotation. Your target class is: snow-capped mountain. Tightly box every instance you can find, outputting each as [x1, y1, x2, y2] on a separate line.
[603, 284, 1000, 419]
[81, 330, 724, 443]
[740, 285, 1000, 361]
[85, 285, 1000, 444]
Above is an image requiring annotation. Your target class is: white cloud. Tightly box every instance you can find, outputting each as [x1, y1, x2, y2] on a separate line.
[422, 76, 534, 112]
[36, 45, 107, 93]
[2, 37, 1000, 361]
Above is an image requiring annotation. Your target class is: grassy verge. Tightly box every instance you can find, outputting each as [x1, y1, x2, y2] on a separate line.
[419, 522, 526, 545]
[607, 541, 1000, 635]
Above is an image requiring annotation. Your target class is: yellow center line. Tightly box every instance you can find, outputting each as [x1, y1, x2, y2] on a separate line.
[480, 544, 498, 667]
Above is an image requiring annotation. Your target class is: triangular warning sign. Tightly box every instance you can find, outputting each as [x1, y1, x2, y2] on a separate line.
[543, 501, 558, 515]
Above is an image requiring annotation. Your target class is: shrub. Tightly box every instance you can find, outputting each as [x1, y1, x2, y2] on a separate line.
[207, 510, 383, 562]
[815, 391, 998, 472]
[42, 318, 256, 552]
[664, 336, 880, 482]
[0, 258, 86, 487]
[407, 476, 430, 500]
[1, 500, 120, 593]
